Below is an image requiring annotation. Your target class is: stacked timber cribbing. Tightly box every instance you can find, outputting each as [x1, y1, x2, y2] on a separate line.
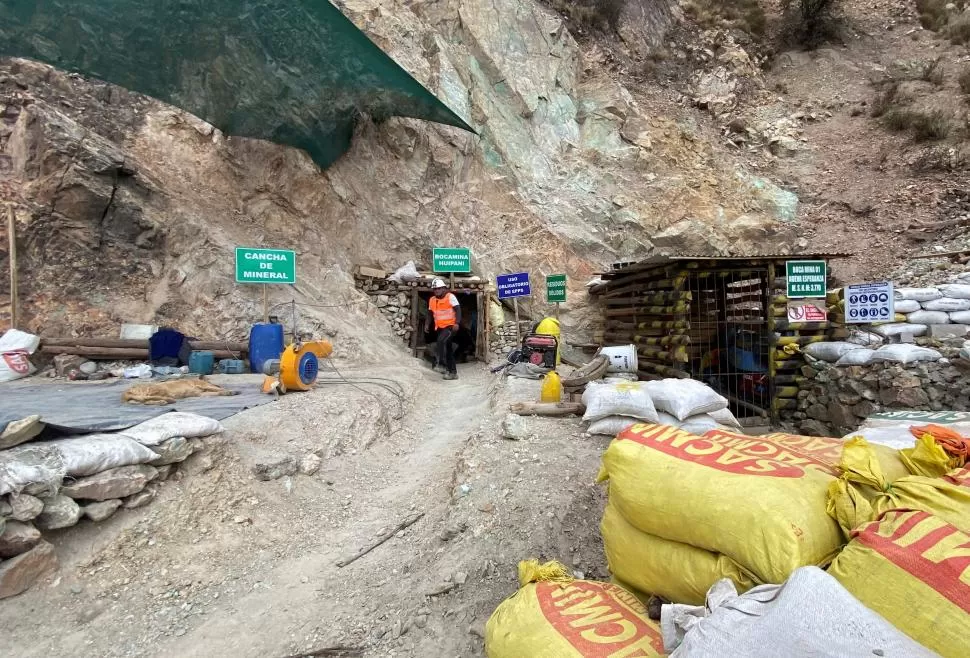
[592, 262, 691, 380]
[768, 267, 843, 421]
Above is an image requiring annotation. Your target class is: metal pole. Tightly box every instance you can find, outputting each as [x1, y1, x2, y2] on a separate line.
[6, 205, 18, 329]
[555, 302, 560, 320]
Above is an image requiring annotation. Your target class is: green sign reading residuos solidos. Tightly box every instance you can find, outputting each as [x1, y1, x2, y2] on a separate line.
[546, 274, 567, 303]
[235, 247, 297, 284]
[433, 247, 471, 273]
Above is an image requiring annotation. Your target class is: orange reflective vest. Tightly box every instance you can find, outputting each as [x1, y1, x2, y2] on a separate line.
[429, 294, 458, 329]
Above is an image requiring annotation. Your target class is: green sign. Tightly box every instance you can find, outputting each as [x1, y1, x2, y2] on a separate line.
[546, 274, 567, 303]
[786, 260, 827, 299]
[869, 410, 970, 424]
[235, 247, 296, 284]
[433, 247, 471, 273]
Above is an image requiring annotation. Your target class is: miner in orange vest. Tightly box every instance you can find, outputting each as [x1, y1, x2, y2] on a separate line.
[426, 278, 462, 380]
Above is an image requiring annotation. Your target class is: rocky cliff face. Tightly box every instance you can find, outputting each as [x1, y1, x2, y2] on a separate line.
[0, 0, 797, 351]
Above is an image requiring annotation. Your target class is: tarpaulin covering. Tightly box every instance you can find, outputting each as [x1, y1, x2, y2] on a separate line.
[0, 380, 273, 434]
[0, 0, 473, 168]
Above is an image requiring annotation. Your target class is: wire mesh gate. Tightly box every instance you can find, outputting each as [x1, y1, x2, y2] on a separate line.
[686, 269, 772, 425]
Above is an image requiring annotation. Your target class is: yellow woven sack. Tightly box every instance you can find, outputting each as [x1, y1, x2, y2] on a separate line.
[485, 560, 665, 658]
[762, 431, 909, 481]
[827, 438, 970, 536]
[900, 433, 962, 478]
[828, 509, 970, 658]
[598, 424, 843, 583]
[601, 500, 760, 605]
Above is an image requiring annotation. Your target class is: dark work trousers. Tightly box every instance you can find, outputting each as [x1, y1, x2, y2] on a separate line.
[435, 326, 457, 374]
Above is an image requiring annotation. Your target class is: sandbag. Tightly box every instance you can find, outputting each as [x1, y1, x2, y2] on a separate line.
[122, 412, 224, 446]
[758, 431, 909, 481]
[938, 284, 970, 300]
[868, 344, 941, 364]
[44, 435, 159, 477]
[871, 322, 928, 338]
[642, 380, 727, 421]
[802, 342, 863, 363]
[0, 329, 40, 383]
[891, 299, 921, 313]
[949, 310, 970, 324]
[906, 310, 950, 325]
[895, 287, 942, 302]
[602, 500, 759, 605]
[835, 348, 874, 366]
[828, 509, 969, 658]
[0, 445, 66, 497]
[485, 560, 665, 658]
[586, 416, 639, 436]
[662, 567, 935, 658]
[598, 424, 844, 583]
[843, 426, 917, 450]
[923, 297, 970, 312]
[827, 437, 969, 536]
[708, 407, 741, 430]
[582, 382, 659, 423]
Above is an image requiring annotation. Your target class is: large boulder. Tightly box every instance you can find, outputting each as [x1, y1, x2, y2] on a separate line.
[35, 495, 82, 530]
[82, 500, 124, 522]
[61, 465, 158, 501]
[8, 493, 44, 522]
[0, 521, 42, 558]
[0, 540, 58, 599]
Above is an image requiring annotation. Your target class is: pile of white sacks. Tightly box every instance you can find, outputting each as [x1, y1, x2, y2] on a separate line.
[802, 281, 970, 367]
[582, 379, 740, 436]
[0, 412, 223, 598]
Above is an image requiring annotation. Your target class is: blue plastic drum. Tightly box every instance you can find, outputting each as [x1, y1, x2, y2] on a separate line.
[249, 323, 285, 373]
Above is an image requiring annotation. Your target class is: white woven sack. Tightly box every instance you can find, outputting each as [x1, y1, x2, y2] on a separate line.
[644, 379, 727, 421]
[122, 412, 224, 446]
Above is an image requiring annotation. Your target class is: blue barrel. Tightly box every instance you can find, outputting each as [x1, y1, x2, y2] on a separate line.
[249, 323, 285, 373]
[188, 351, 215, 375]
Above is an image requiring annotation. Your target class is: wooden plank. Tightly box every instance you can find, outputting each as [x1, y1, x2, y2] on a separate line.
[604, 333, 691, 347]
[6, 205, 17, 329]
[42, 338, 249, 352]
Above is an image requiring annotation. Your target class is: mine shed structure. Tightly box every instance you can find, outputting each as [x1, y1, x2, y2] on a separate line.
[354, 267, 490, 362]
[590, 254, 850, 426]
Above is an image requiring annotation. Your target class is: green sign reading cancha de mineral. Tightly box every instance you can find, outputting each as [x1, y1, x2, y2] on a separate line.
[235, 247, 296, 284]
[433, 247, 471, 273]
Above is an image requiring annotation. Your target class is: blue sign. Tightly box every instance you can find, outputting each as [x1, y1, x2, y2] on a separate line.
[497, 272, 531, 300]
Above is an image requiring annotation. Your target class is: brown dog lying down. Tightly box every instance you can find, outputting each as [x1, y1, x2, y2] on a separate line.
[122, 378, 238, 406]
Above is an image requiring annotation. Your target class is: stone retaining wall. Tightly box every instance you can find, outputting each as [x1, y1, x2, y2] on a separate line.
[785, 351, 970, 437]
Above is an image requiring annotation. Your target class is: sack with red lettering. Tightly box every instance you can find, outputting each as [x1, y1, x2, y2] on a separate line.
[485, 560, 665, 658]
[598, 424, 847, 583]
[0, 329, 40, 383]
[828, 509, 970, 658]
[602, 499, 760, 605]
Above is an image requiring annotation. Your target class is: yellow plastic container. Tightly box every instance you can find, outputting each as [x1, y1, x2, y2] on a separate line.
[540, 371, 563, 403]
[534, 317, 561, 365]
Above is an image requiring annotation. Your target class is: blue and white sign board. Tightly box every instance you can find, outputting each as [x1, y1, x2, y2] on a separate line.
[845, 281, 894, 324]
[497, 272, 531, 300]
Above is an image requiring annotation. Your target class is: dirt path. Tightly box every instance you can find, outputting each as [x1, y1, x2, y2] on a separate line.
[0, 362, 610, 658]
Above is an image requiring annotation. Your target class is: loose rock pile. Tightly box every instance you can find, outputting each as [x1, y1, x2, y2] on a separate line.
[0, 413, 222, 599]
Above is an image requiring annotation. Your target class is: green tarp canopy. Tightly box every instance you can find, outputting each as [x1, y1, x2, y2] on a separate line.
[0, 0, 473, 169]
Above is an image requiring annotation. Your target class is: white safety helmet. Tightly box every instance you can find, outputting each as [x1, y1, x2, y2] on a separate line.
[432, 278, 447, 289]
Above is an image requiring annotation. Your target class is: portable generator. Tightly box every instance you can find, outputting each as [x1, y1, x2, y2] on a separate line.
[520, 334, 559, 368]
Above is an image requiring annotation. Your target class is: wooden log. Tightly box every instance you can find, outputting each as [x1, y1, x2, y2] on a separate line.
[40, 346, 238, 360]
[638, 362, 688, 379]
[42, 337, 249, 352]
[604, 333, 691, 347]
[509, 402, 585, 417]
[603, 305, 689, 319]
[605, 320, 690, 331]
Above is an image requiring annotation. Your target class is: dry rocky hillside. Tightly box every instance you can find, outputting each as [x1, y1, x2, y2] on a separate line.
[2, 1, 970, 656]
